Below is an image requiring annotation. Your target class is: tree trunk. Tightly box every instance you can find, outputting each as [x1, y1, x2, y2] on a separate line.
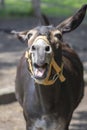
[32, 0, 41, 17]
[31, 0, 48, 25]
[0, 0, 5, 8]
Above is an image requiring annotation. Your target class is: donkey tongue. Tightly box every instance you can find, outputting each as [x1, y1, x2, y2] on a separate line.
[34, 68, 45, 77]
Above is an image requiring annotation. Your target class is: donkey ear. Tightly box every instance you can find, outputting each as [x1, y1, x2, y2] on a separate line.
[56, 4, 87, 33]
[11, 30, 28, 42]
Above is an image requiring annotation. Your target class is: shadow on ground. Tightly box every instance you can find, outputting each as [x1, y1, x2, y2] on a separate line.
[70, 111, 87, 130]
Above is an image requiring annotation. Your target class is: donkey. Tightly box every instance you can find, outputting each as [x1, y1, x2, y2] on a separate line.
[15, 5, 87, 130]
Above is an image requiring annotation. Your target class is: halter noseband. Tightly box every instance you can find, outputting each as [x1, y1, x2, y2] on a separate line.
[25, 36, 66, 85]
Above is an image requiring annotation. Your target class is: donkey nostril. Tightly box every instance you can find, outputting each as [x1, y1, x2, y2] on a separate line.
[31, 45, 36, 51]
[45, 46, 50, 52]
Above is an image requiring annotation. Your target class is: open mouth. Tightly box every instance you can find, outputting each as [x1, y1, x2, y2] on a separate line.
[33, 63, 48, 79]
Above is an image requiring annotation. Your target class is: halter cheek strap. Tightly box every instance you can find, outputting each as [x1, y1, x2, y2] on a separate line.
[25, 36, 66, 85]
[51, 58, 65, 82]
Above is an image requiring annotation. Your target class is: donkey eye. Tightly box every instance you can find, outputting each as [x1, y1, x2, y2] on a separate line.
[45, 46, 50, 52]
[55, 33, 62, 40]
[28, 33, 32, 39]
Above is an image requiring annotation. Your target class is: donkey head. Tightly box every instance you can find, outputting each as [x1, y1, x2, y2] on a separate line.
[14, 5, 87, 84]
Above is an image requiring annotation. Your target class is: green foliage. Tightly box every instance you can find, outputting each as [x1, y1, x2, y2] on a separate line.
[0, 0, 32, 17]
[41, 0, 87, 16]
[42, 0, 87, 8]
[0, 0, 87, 17]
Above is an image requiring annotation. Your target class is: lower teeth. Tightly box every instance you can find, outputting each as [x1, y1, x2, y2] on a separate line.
[35, 68, 45, 77]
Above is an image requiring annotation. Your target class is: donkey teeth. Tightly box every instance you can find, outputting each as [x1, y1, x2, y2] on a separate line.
[35, 68, 46, 77]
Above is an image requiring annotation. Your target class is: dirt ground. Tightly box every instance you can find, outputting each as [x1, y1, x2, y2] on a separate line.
[0, 17, 87, 130]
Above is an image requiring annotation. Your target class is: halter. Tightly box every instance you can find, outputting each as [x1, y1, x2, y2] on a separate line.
[25, 36, 66, 85]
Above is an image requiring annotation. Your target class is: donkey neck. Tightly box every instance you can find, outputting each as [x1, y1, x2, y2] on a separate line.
[35, 81, 61, 114]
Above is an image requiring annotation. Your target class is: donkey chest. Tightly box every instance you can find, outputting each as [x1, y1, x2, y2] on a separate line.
[25, 92, 67, 130]
[24, 85, 60, 118]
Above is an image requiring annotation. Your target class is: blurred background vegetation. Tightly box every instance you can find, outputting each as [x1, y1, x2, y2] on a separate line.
[0, 0, 87, 18]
